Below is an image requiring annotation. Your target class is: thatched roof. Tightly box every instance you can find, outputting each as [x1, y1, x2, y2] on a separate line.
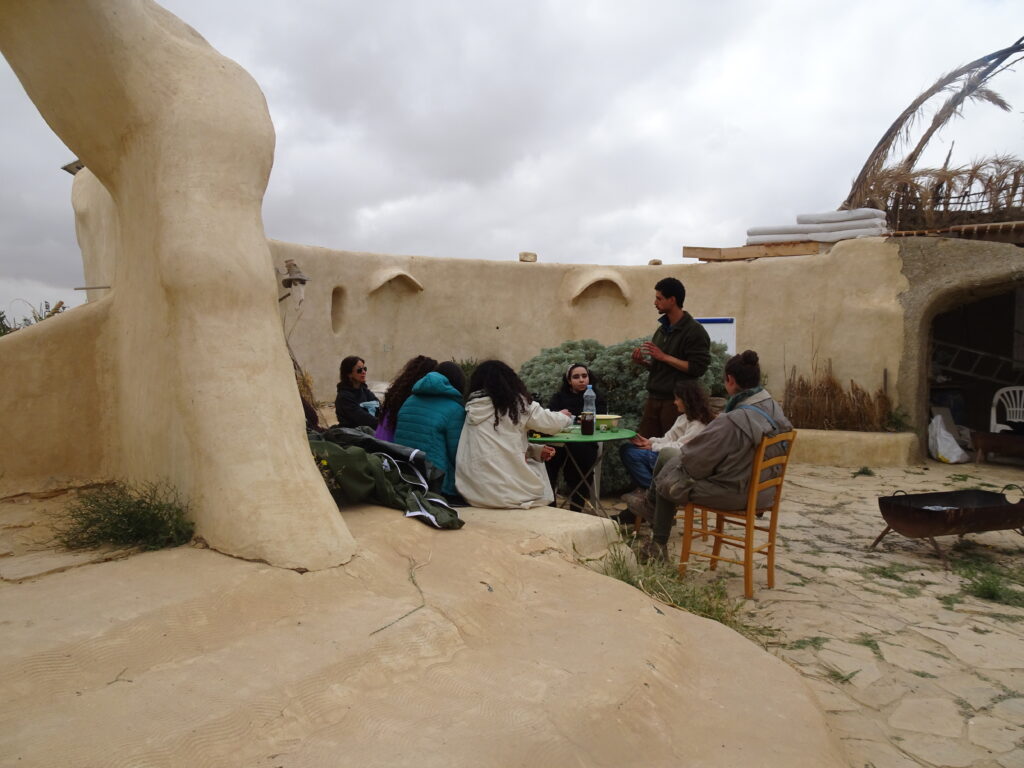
[843, 37, 1024, 231]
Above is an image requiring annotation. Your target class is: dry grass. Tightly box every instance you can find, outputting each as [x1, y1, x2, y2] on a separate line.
[783, 362, 899, 432]
[851, 155, 1024, 231]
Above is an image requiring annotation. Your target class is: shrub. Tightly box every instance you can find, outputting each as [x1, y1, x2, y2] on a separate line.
[55, 482, 194, 551]
[517, 339, 605, 402]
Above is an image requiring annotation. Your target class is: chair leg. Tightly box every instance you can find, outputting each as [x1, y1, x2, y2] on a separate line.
[743, 513, 755, 599]
[709, 514, 725, 571]
[766, 514, 776, 590]
[679, 504, 694, 577]
[700, 507, 708, 542]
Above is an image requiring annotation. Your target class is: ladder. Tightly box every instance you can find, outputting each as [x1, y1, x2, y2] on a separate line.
[933, 340, 1024, 386]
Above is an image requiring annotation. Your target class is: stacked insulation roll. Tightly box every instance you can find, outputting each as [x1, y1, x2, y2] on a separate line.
[745, 208, 888, 245]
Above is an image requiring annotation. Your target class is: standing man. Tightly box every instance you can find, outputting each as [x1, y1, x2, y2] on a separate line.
[631, 277, 711, 438]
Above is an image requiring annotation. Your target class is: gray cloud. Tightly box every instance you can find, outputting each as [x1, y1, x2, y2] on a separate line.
[1, 0, 1021, 316]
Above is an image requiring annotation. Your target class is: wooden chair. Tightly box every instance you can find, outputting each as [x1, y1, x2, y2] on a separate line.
[676, 430, 797, 598]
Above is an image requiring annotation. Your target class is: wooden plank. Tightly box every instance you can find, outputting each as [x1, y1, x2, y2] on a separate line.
[684, 241, 821, 262]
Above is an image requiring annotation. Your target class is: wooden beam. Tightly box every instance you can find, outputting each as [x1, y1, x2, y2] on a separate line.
[683, 241, 822, 262]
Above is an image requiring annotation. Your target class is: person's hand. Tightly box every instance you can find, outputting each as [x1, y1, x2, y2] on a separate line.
[559, 409, 572, 418]
[631, 346, 648, 366]
[630, 436, 652, 450]
[539, 445, 556, 461]
[641, 341, 667, 362]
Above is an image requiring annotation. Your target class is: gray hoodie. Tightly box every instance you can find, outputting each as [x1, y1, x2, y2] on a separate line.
[662, 389, 792, 510]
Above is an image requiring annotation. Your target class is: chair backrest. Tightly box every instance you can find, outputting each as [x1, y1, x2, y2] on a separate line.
[744, 430, 798, 512]
[991, 387, 1024, 433]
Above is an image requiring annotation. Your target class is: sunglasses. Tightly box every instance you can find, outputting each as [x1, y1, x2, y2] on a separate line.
[355, 366, 368, 373]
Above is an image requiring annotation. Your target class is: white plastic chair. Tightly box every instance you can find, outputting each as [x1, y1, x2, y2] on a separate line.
[991, 386, 1024, 433]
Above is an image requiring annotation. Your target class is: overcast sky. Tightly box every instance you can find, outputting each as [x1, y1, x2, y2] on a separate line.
[1, 0, 1021, 319]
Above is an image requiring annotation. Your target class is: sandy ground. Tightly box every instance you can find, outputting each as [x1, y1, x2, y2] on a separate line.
[631, 459, 1024, 768]
[0, 490, 844, 768]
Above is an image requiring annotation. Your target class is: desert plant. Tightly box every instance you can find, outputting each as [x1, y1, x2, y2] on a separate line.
[517, 339, 605, 402]
[55, 482, 194, 551]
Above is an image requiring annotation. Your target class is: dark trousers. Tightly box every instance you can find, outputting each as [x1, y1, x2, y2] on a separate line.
[638, 396, 678, 438]
[546, 443, 598, 511]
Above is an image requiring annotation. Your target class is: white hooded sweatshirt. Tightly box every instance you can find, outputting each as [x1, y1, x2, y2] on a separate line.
[455, 395, 573, 509]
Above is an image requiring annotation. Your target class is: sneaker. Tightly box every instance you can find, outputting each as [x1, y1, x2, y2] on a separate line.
[626, 491, 655, 527]
[637, 539, 669, 564]
[620, 488, 646, 505]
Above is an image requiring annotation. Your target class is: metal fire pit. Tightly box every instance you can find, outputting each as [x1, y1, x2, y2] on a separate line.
[873, 486, 1024, 566]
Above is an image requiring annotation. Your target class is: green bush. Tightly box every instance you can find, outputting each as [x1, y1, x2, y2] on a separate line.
[55, 482, 194, 551]
[519, 336, 729, 494]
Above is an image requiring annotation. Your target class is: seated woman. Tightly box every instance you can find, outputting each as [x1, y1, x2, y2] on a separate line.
[393, 361, 466, 499]
[455, 360, 573, 509]
[545, 363, 606, 512]
[619, 378, 713, 511]
[334, 355, 380, 429]
[628, 350, 792, 561]
[374, 355, 438, 442]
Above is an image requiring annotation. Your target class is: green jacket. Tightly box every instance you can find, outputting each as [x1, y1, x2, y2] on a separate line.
[309, 437, 464, 530]
[647, 312, 711, 398]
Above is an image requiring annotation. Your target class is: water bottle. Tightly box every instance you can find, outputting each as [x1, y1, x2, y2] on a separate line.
[581, 384, 596, 436]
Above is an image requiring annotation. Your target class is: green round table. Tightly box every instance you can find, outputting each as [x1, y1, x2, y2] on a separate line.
[529, 426, 637, 515]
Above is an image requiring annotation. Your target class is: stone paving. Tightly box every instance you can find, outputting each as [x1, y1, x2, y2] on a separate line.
[655, 460, 1024, 768]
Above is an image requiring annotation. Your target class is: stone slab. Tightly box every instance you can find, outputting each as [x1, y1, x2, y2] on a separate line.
[888, 697, 964, 737]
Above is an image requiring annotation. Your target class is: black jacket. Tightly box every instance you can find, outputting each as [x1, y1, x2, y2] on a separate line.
[335, 383, 380, 428]
[547, 388, 607, 416]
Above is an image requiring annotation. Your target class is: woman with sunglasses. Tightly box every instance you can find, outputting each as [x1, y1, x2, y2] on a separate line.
[334, 355, 381, 429]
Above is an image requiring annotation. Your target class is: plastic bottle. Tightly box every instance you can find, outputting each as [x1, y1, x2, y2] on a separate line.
[580, 384, 596, 435]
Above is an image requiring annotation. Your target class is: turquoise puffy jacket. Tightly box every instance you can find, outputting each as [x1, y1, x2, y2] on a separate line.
[393, 372, 466, 496]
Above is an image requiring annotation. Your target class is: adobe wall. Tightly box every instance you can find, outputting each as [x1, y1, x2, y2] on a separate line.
[273, 237, 910, 409]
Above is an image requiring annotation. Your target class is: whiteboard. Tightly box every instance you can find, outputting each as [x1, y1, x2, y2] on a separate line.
[696, 317, 736, 354]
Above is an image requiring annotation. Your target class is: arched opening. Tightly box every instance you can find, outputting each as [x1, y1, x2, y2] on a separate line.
[331, 286, 345, 334]
[929, 283, 1024, 433]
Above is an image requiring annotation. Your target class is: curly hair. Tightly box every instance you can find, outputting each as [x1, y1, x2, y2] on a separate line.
[468, 359, 531, 428]
[379, 355, 438, 426]
[672, 379, 714, 425]
[557, 362, 601, 396]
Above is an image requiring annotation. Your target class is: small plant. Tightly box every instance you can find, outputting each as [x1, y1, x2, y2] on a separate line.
[862, 563, 919, 581]
[852, 633, 883, 658]
[852, 466, 875, 477]
[783, 636, 828, 651]
[599, 542, 762, 640]
[55, 482, 194, 550]
[884, 406, 912, 432]
[949, 541, 1024, 608]
[822, 662, 859, 684]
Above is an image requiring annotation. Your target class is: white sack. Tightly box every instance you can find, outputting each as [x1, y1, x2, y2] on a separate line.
[796, 208, 886, 224]
[927, 414, 970, 463]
